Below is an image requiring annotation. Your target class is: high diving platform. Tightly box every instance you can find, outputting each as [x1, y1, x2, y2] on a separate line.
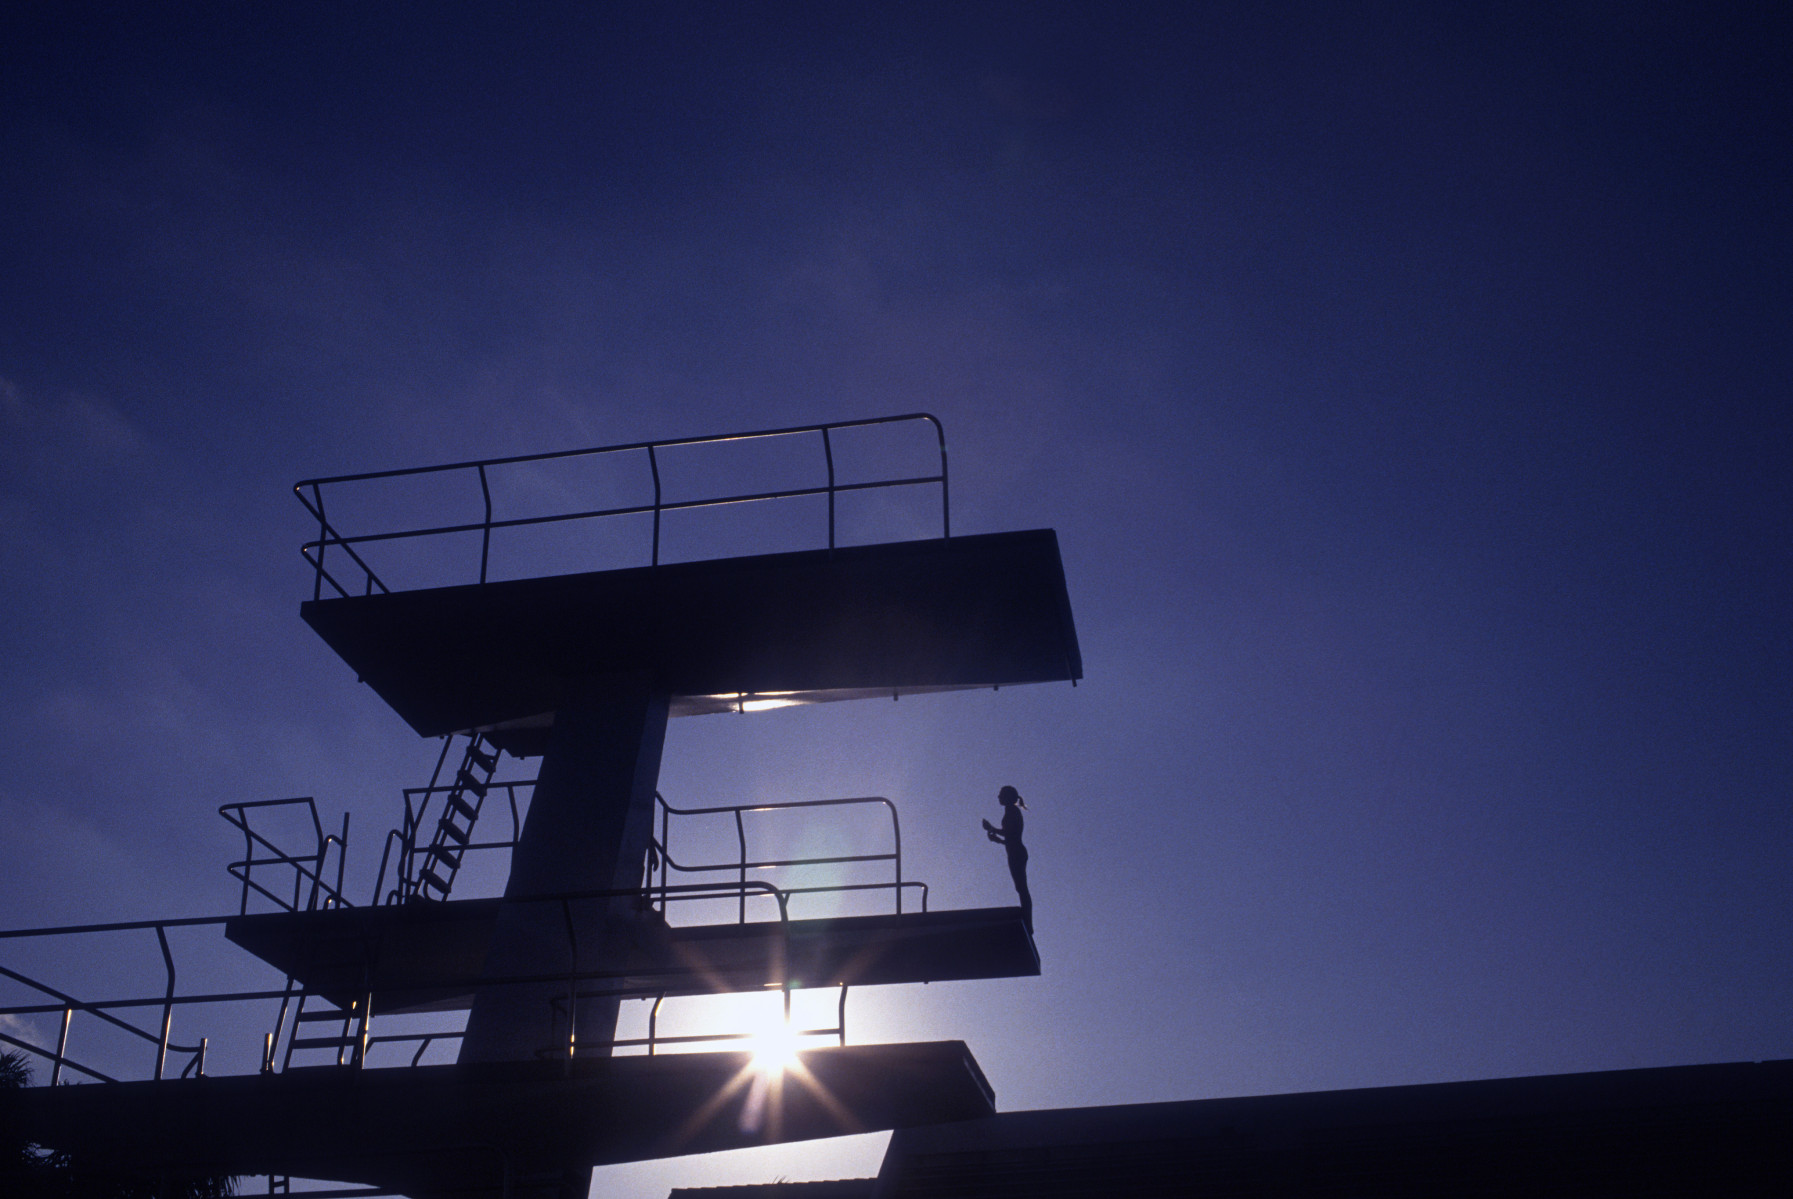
[303, 528, 1080, 749]
[0, 416, 1077, 1196]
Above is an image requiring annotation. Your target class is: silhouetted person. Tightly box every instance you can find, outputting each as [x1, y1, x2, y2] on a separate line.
[982, 784, 1032, 934]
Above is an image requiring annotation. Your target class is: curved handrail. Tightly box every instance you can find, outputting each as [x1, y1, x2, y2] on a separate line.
[0, 918, 214, 1086]
[295, 413, 949, 599]
[219, 798, 350, 915]
[651, 793, 922, 918]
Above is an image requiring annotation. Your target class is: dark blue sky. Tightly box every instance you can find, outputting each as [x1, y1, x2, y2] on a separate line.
[2, 2, 1788, 1192]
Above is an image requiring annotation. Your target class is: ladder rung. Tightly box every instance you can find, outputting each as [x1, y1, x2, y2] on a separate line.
[455, 770, 489, 799]
[419, 867, 452, 894]
[438, 822, 471, 846]
[468, 747, 497, 775]
[426, 845, 461, 870]
[447, 795, 479, 821]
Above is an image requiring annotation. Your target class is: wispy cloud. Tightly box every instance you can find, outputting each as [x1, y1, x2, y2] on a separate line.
[0, 375, 145, 471]
[0, 1011, 50, 1052]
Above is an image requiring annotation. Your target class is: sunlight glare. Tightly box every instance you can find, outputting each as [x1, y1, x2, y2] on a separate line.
[740, 697, 800, 712]
[746, 1012, 800, 1076]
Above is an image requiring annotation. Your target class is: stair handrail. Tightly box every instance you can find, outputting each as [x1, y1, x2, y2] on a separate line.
[651, 793, 924, 920]
[372, 824, 411, 908]
[375, 779, 526, 904]
[371, 731, 525, 905]
[394, 735, 461, 899]
[219, 798, 350, 915]
[295, 413, 949, 600]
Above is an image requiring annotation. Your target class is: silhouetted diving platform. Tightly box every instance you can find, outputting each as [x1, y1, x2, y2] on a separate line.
[0, 420, 1062, 1199]
[0, 1042, 994, 1193]
[226, 903, 1038, 1014]
[301, 529, 1081, 749]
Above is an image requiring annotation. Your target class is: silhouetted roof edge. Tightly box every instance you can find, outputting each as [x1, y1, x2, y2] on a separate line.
[668, 1182, 874, 1199]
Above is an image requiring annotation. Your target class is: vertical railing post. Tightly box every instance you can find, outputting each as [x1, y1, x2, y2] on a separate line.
[269, 975, 297, 1073]
[647, 444, 663, 566]
[396, 795, 414, 903]
[914, 413, 949, 539]
[477, 463, 493, 584]
[774, 891, 792, 1008]
[335, 810, 349, 906]
[153, 925, 175, 1081]
[658, 796, 670, 913]
[355, 992, 372, 1069]
[822, 426, 836, 549]
[299, 819, 317, 913]
[237, 816, 254, 916]
[51, 1004, 72, 1086]
[735, 811, 748, 924]
[560, 897, 579, 1074]
[309, 484, 328, 601]
[887, 800, 904, 916]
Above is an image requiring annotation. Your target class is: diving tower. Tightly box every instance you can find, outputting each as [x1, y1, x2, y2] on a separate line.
[0, 416, 1079, 1198]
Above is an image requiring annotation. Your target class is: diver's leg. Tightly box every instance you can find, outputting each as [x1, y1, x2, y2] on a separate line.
[1009, 855, 1033, 934]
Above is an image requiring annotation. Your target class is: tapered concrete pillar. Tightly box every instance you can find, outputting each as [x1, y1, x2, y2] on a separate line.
[459, 673, 669, 1064]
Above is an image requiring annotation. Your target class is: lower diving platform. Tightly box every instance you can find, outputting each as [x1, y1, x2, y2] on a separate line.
[226, 902, 1038, 1014]
[0, 1041, 995, 1194]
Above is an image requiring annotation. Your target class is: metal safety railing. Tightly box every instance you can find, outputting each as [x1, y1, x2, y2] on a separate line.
[627, 980, 850, 1060]
[295, 413, 950, 600]
[221, 798, 351, 915]
[539, 880, 843, 1065]
[651, 793, 928, 922]
[0, 916, 217, 1085]
[0, 879, 838, 1088]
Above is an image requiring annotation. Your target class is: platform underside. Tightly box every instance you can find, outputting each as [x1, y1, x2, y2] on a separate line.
[1, 1042, 994, 1194]
[300, 530, 1081, 749]
[226, 904, 1039, 1013]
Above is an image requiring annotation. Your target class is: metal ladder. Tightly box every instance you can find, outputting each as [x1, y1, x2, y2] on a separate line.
[282, 989, 372, 1070]
[269, 919, 376, 1071]
[411, 733, 501, 902]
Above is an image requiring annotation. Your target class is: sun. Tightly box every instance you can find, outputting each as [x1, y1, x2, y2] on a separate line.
[744, 1003, 801, 1077]
[657, 990, 855, 1144]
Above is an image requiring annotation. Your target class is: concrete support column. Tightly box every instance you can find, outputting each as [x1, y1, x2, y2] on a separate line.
[459, 673, 669, 1064]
